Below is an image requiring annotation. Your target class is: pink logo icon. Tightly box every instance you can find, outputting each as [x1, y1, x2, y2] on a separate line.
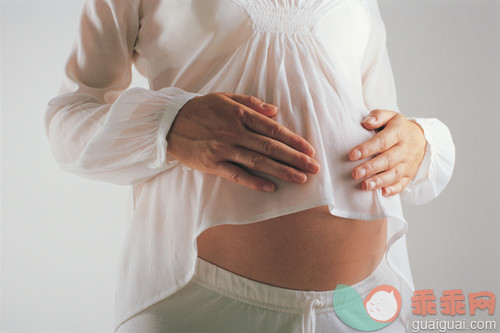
[364, 284, 402, 323]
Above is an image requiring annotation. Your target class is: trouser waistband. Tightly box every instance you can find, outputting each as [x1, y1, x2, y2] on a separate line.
[192, 255, 391, 333]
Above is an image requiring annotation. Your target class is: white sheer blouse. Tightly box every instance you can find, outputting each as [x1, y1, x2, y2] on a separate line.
[45, 0, 455, 329]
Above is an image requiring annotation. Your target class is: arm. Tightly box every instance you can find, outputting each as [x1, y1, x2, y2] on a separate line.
[348, 0, 455, 204]
[45, 0, 197, 185]
[46, 0, 319, 188]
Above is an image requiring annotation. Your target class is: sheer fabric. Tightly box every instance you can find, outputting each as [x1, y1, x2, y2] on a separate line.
[45, 0, 455, 329]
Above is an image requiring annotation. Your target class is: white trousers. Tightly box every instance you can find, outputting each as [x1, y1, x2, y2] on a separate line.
[117, 255, 412, 333]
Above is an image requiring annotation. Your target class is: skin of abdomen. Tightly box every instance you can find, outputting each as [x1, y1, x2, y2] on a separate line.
[197, 205, 387, 291]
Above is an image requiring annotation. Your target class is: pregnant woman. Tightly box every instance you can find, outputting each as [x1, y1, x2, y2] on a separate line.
[46, 0, 455, 332]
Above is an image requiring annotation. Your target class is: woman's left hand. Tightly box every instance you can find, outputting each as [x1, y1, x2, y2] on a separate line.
[348, 109, 427, 196]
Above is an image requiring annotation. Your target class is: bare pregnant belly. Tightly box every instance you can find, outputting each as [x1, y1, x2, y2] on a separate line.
[196, 206, 387, 291]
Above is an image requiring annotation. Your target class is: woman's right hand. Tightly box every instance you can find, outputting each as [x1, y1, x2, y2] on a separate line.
[166, 92, 320, 192]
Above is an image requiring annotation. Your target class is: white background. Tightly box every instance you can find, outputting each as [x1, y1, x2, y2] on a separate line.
[1, 0, 499, 332]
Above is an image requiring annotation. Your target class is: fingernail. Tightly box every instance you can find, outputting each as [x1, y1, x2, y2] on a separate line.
[363, 116, 376, 124]
[263, 184, 275, 192]
[308, 161, 320, 173]
[356, 168, 367, 179]
[351, 149, 362, 161]
[293, 172, 307, 184]
[262, 103, 276, 110]
[366, 180, 376, 190]
[383, 188, 392, 196]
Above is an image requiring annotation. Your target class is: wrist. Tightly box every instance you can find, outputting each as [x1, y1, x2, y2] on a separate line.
[409, 120, 427, 176]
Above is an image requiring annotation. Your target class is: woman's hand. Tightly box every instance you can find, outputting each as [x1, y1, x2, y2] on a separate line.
[166, 92, 320, 192]
[349, 109, 427, 196]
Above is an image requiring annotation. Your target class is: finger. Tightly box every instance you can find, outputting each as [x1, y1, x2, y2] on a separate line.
[348, 121, 401, 161]
[243, 133, 320, 174]
[217, 161, 276, 192]
[361, 109, 398, 130]
[352, 145, 404, 180]
[382, 177, 411, 197]
[222, 92, 278, 117]
[230, 147, 309, 184]
[242, 110, 316, 157]
[360, 163, 409, 191]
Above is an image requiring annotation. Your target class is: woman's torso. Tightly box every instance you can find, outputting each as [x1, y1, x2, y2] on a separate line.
[197, 207, 387, 290]
[132, 0, 400, 290]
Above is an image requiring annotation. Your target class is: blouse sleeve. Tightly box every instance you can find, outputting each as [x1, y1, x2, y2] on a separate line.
[361, 0, 455, 204]
[45, 0, 198, 185]
[400, 117, 455, 205]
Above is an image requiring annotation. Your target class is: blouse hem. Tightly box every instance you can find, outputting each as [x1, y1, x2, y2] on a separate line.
[113, 263, 197, 332]
[197, 198, 401, 233]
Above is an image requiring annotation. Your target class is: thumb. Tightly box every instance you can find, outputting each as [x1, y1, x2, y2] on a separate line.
[361, 109, 398, 130]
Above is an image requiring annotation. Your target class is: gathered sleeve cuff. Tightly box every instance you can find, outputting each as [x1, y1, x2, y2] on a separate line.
[46, 87, 199, 185]
[401, 118, 456, 204]
[154, 90, 200, 169]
